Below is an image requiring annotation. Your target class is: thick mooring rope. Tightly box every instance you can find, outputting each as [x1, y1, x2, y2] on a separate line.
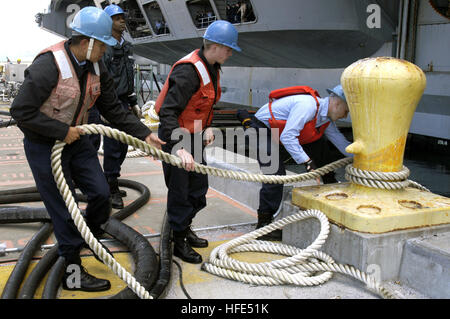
[345, 164, 430, 192]
[51, 140, 153, 299]
[202, 209, 400, 299]
[51, 124, 416, 299]
[81, 124, 353, 184]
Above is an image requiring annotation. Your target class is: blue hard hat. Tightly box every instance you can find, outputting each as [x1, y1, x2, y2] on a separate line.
[104, 4, 125, 17]
[327, 84, 346, 102]
[203, 20, 241, 52]
[70, 6, 117, 46]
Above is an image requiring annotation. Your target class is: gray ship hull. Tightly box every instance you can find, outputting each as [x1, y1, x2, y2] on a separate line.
[37, 0, 450, 140]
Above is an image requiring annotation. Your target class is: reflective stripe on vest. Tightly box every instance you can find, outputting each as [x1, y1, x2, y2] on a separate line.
[38, 41, 101, 126]
[155, 49, 221, 133]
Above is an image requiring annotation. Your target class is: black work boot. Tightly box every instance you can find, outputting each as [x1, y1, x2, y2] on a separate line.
[62, 264, 111, 292]
[108, 179, 124, 209]
[173, 230, 202, 264]
[186, 227, 208, 248]
[118, 189, 127, 197]
[256, 212, 282, 241]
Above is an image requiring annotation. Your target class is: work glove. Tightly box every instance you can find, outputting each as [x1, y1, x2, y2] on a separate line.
[304, 159, 317, 172]
[304, 159, 321, 185]
[236, 109, 252, 129]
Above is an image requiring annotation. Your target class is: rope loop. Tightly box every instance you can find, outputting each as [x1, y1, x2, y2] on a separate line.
[203, 209, 402, 299]
[345, 164, 430, 192]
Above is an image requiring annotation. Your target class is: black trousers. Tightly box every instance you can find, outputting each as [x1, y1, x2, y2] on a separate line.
[24, 136, 111, 265]
[160, 129, 208, 233]
[251, 118, 343, 216]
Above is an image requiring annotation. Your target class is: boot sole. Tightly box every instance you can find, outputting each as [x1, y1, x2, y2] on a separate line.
[62, 282, 111, 292]
[187, 240, 209, 248]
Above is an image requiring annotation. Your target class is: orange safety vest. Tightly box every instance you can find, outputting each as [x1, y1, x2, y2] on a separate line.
[268, 86, 330, 145]
[155, 49, 221, 133]
[38, 41, 101, 126]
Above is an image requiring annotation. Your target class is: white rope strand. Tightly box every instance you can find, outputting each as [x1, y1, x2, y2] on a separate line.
[51, 141, 153, 299]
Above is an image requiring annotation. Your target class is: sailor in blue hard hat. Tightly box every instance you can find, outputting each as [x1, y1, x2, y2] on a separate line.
[10, 5, 165, 293]
[104, 3, 125, 17]
[203, 20, 241, 52]
[103, 3, 127, 40]
[199, 20, 241, 66]
[70, 6, 117, 62]
[155, 20, 241, 264]
[88, 3, 141, 210]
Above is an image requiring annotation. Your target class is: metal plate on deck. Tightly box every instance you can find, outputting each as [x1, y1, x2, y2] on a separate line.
[292, 183, 450, 233]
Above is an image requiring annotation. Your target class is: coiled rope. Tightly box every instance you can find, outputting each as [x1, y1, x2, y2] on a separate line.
[126, 101, 160, 158]
[202, 209, 401, 299]
[51, 123, 425, 299]
[345, 164, 430, 192]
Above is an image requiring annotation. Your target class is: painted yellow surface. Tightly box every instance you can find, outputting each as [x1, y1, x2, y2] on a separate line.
[176, 240, 283, 286]
[292, 183, 450, 233]
[341, 57, 426, 172]
[0, 241, 282, 298]
[0, 252, 133, 299]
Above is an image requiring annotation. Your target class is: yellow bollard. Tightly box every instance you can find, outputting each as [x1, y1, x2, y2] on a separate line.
[342, 57, 426, 172]
[291, 57, 450, 233]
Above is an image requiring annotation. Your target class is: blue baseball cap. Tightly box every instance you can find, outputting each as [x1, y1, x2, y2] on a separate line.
[326, 84, 346, 102]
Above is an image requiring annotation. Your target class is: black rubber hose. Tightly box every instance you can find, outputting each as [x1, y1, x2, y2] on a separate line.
[0, 186, 39, 196]
[41, 256, 65, 299]
[0, 193, 87, 205]
[0, 193, 44, 205]
[0, 119, 16, 128]
[1, 222, 53, 299]
[18, 245, 59, 299]
[0, 206, 50, 224]
[40, 179, 155, 299]
[110, 179, 150, 221]
[0, 110, 15, 127]
[105, 218, 158, 299]
[1, 179, 159, 299]
[150, 211, 173, 298]
[41, 220, 160, 300]
[0, 180, 144, 215]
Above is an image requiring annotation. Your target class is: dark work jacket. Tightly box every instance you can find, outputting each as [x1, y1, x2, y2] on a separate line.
[158, 47, 220, 149]
[10, 39, 151, 145]
[103, 38, 136, 106]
